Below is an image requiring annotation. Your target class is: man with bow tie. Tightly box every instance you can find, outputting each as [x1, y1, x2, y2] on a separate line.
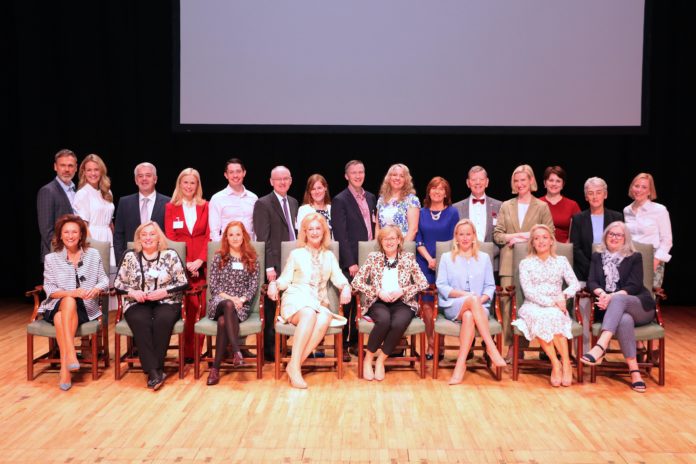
[37, 149, 79, 262]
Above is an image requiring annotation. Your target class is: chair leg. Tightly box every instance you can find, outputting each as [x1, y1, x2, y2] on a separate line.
[495, 333, 503, 381]
[256, 333, 263, 379]
[178, 333, 185, 379]
[512, 335, 519, 381]
[410, 335, 416, 368]
[274, 333, 281, 380]
[115, 333, 121, 380]
[432, 332, 440, 380]
[419, 333, 426, 378]
[576, 336, 583, 384]
[336, 334, 343, 379]
[27, 334, 34, 381]
[194, 332, 201, 379]
[590, 333, 597, 383]
[91, 334, 98, 380]
[102, 323, 110, 369]
[659, 337, 665, 386]
[357, 333, 364, 379]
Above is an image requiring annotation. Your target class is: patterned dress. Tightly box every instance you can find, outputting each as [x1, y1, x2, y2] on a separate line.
[512, 255, 580, 342]
[207, 254, 259, 321]
[377, 193, 421, 235]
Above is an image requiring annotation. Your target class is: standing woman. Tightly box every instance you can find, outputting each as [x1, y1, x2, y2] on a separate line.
[493, 164, 554, 355]
[165, 168, 210, 362]
[375, 163, 420, 242]
[437, 219, 506, 384]
[415, 176, 459, 359]
[114, 222, 189, 390]
[539, 166, 580, 243]
[73, 154, 116, 304]
[296, 174, 332, 235]
[511, 224, 580, 387]
[623, 173, 672, 288]
[37, 215, 109, 390]
[205, 221, 259, 385]
[351, 225, 429, 381]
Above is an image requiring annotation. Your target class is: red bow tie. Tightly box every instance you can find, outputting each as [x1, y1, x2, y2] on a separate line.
[472, 198, 485, 204]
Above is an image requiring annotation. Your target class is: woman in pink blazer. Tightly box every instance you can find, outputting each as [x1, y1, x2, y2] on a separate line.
[165, 168, 210, 361]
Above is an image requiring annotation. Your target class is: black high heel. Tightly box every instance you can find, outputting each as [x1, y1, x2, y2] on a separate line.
[580, 343, 606, 366]
[629, 369, 646, 393]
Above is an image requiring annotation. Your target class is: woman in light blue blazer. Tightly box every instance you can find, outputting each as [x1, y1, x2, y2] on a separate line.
[437, 219, 506, 384]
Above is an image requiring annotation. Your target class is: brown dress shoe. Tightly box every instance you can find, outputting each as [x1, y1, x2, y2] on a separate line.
[232, 351, 244, 367]
[206, 367, 220, 385]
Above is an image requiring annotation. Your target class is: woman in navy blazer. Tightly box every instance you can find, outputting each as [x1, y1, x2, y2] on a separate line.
[38, 214, 109, 390]
[165, 168, 210, 361]
[582, 221, 655, 392]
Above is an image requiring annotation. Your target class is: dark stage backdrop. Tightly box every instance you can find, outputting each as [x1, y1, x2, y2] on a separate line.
[8, 2, 694, 304]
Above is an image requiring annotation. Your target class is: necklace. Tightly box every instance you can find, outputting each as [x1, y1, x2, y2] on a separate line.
[430, 209, 443, 221]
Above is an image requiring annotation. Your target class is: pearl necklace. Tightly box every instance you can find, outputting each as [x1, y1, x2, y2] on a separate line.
[430, 209, 443, 221]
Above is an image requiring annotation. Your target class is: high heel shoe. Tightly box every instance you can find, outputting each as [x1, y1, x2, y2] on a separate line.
[67, 362, 80, 372]
[206, 368, 220, 386]
[629, 369, 646, 393]
[232, 351, 244, 367]
[486, 348, 507, 368]
[59, 382, 72, 391]
[580, 343, 606, 366]
[363, 361, 374, 381]
[286, 366, 307, 389]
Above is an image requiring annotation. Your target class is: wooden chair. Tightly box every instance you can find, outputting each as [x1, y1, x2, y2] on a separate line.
[193, 241, 265, 379]
[587, 242, 666, 385]
[431, 241, 504, 381]
[510, 242, 584, 383]
[114, 240, 198, 380]
[274, 241, 345, 379]
[355, 240, 427, 379]
[26, 239, 111, 381]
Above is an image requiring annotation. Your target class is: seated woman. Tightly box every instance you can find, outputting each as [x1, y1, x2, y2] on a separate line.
[267, 213, 351, 389]
[37, 214, 109, 391]
[511, 224, 580, 387]
[114, 221, 189, 391]
[436, 219, 506, 385]
[581, 221, 656, 393]
[351, 225, 429, 381]
[206, 221, 259, 385]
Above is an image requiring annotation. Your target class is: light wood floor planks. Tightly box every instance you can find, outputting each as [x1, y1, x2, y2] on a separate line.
[1, 298, 695, 463]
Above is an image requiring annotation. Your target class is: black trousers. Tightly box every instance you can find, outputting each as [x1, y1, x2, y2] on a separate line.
[263, 296, 276, 359]
[341, 269, 358, 348]
[124, 302, 180, 372]
[366, 300, 414, 355]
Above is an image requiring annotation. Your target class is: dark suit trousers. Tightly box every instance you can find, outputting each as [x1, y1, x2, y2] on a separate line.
[125, 302, 180, 372]
[264, 296, 276, 358]
[367, 300, 414, 355]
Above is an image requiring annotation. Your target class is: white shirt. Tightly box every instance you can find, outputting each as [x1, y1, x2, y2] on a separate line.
[138, 191, 157, 222]
[517, 202, 530, 228]
[381, 268, 400, 293]
[209, 185, 258, 241]
[469, 195, 487, 242]
[57, 176, 77, 211]
[182, 201, 197, 235]
[624, 200, 672, 262]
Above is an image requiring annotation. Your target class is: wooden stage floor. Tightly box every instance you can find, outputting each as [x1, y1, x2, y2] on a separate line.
[1, 299, 695, 463]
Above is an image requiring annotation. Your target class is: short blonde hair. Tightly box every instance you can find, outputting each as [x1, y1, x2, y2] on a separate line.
[510, 164, 538, 194]
[628, 173, 657, 201]
[377, 225, 404, 254]
[171, 167, 205, 206]
[297, 213, 332, 250]
[132, 221, 168, 253]
[527, 224, 557, 257]
[379, 163, 416, 202]
[597, 221, 636, 257]
[450, 219, 480, 261]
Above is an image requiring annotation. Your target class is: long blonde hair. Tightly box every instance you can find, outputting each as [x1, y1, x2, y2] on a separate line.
[78, 154, 113, 203]
[450, 219, 480, 261]
[171, 168, 205, 206]
[379, 163, 416, 202]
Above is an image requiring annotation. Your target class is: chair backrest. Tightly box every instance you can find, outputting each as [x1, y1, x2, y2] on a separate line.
[592, 242, 655, 297]
[513, 241, 575, 314]
[87, 239, 111, 275]
[127, 239, 187, 263]
[357, 240, 417, 266]
[280, 240, 341, 312]
[207, 241, 265, 316]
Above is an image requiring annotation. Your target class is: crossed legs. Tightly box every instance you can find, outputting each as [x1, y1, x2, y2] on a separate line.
[53, 297, 80, 387]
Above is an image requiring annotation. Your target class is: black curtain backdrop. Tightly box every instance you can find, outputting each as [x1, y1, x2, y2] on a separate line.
[8, 2, 695, 304]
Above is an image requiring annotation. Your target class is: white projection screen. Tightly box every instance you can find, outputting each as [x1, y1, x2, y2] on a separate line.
[176, 0, 648, 131]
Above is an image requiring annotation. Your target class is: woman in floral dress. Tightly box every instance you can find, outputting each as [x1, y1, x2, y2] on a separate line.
[375, 163, 420, 242]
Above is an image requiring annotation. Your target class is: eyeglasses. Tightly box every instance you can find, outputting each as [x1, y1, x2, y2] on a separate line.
[607, 232, 625, 239]
[272, 177, 291, 183]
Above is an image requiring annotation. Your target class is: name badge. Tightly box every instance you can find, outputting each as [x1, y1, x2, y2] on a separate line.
[492, 218, 497, 226]
[173, 219, 184, 229]
[232, 262, 244, 270]
[147, 268, 161, 278]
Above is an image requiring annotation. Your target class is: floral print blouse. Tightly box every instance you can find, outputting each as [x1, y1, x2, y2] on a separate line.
[115, 249, 189, 312]
[377, 193, 421, 234]
[207, 254, 260, 321]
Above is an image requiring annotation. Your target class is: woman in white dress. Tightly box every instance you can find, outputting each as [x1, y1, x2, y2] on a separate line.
[511, 224, 580, 387]
[73, 154, 116, 305]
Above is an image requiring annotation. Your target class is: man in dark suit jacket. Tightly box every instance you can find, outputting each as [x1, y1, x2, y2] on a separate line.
[114, 162, 170, 262]
[331, 160, 377, 359]
[252, 165, 298, 361]
[37, 149, 78, 261]
[452, 166, 502, 270]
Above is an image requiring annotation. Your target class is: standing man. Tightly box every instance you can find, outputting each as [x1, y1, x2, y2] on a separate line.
[253, 166, 298, 361]
[209, 158, 258, 241]
[331, 160, 376, 361]
[453, 165, 502, 270]
[37, 149, 78, 261]
[114, 162, 170, 262]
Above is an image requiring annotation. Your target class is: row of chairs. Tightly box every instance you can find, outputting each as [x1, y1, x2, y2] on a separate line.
[26, 238, 665, 386]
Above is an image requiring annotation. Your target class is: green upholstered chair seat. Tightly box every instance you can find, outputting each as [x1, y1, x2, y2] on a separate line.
[195, 313, 261, 338]
[434, 314, 502, 338]
[591, 321, 664, 341]
[358, 316, 425, 336]
[115, 318, 184, 337]
[28, 319, 100, 337]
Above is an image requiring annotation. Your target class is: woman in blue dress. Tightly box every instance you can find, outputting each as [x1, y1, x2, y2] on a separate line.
[415, 176, 459, 359]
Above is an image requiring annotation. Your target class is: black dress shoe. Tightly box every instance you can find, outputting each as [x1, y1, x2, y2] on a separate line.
[147, 370, 165, 390]
[348, 346, 360, 357]
[264, 353, 275, 362]
[184, 357, 195, 364]
[240, 349, 255, 358]
[342, 351, 351, 363]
